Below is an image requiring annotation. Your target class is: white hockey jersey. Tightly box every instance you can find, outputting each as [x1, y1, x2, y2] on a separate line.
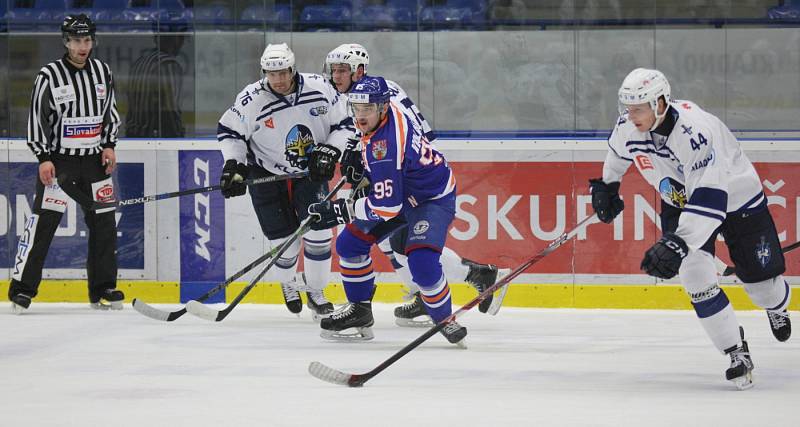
[603, 100, 765, 251]
[218, 73, 353, 175]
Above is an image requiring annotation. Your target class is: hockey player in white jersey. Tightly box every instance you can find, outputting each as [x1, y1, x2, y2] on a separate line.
[591, 68, 792, 390]
[323, 43, 509, 325]
[217, 43, 353, 319]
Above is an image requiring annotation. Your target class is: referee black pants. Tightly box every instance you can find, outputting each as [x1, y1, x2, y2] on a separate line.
[9, 153, 118, 302]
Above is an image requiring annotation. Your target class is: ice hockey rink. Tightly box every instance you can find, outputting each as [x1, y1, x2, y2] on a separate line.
[1, 303, 797, 427]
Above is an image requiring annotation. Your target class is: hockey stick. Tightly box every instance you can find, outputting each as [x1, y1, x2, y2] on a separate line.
[309, 214, 597, 387]
[92, 172, 308, 210]
[185, 177, 347, 322]
[132, 244, 289, 321]
[721, 240, 800, 276]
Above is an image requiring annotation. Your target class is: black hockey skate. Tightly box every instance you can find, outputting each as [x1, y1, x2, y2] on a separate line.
[725, 327, 754, 390]
[394, 291, 433, 327]
[440, 320, 468, 348]
[280, 281, 303, 315]
[463, 258, 510, 314]
[10, 293, 32, 315]
[767, 309, 791, 342]
[89, 289, 124, 311]
[320, 302, 374, 341]
[306, 289, 334, 321]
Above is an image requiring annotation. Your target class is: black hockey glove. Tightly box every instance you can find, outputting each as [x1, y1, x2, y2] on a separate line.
[308, 199, 354, 230]
[308, 144, 341, 182]
[220, 159, 248, 198]
[640, 232, 689, 279]
[589, 178, 624, 223]
[340, 139, 365, 185]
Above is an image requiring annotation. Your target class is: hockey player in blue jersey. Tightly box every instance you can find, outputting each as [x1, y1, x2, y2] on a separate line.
[591, 68, 792, 389]
[308, 76, 467, 345]
[323, 43, 508, 325]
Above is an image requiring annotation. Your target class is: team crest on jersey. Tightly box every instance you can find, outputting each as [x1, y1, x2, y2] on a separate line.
[658, 177, 687, 208]
[371, 139, 387, 160]
[756, 236, 771, 268]
[285, 124, 315, 169]
[309, 105, 328, 116]
[95, 83, 106, 99]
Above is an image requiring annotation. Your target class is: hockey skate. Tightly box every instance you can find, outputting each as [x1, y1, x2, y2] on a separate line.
[280, 279, 303, 315]
[306, 289, 334, 321]
[767, 309, 791, 342]
[463, 258, 510, 315]
[320, 302, 375, 341]
[725, 327, 754, 390]
[440, 320, 468, 349]
[394, 291, 433, 327]
[89, 289, 124, 311]
[10, 293, 32, 315]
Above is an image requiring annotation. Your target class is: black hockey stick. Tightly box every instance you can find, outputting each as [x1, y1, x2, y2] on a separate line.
[185, 177, 347, 322]
[308, 214, 597, 387]
[92, 172, 308, 210]
[132, 243, 290, 321]
[722, 240, 800, 276]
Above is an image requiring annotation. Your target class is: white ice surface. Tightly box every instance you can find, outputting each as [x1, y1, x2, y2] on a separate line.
[1, 303, 798, 427]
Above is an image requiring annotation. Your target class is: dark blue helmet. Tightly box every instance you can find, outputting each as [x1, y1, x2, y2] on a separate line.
[349, 76, 390, 105]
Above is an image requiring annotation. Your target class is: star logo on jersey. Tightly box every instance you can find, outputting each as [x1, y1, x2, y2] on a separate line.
[264, 117, 274, 128]
[658, 177, 687, 208]
[284, 124, 315, 169]
[371, 139, 387, 160]
[756, 236, 771, 268]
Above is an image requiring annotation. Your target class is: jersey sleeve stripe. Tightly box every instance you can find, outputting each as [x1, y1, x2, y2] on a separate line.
[217, 123, 248, 142]
[687, 187, 728, 212]
[682, 207, 725, 222]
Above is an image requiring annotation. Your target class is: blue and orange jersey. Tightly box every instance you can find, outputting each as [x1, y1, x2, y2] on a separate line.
[352, 102, 456, 223]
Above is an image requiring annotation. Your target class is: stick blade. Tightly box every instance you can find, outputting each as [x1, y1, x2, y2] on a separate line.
[132, 298, 180, 322]
[308, 361, 364, 387]
[185, 300, 223, 322]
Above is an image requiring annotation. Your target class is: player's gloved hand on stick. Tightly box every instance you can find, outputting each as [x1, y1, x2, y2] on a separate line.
[220, 159, 248, 198]
[340, 138, 365, 185]
[589, 178, 624, 223]
[308, 199, 353, 230]
[308, 144, 342, 182]
[641, 232, 689, 279]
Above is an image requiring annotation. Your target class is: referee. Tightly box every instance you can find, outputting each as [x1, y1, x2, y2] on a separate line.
[9, 14, 123, 313]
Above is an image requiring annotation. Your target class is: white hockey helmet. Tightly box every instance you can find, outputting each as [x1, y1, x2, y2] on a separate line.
[618, 68, 671, 130]
[261, 43, 295, 74]
[324, 43, 370, 76]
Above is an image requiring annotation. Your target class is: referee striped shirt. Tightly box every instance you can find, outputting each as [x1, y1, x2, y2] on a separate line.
[27, 55, 121, 163]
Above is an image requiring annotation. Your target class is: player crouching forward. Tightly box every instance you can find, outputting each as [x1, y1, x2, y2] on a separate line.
[592, 68, 792, 390]
[308, 76, 466, 346]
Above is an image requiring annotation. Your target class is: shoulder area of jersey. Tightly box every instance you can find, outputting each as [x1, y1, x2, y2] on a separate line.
[301, 73, 331, 89]
[612, 112, 642, 138]
[233, 81, 269, 106]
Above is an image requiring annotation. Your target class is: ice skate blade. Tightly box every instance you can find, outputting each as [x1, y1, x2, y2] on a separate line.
[11, 303, 27, 315]
[89, 300, 123, 311]
[731, 373, 753, 390]
[486, 268, 512, 316]
[320, 326, 375, 341]
[394, 316, 433, 328]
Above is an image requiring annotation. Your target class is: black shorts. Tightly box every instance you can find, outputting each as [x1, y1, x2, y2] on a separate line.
[660, 200, 785, 283]
[247, 165, 328, 240]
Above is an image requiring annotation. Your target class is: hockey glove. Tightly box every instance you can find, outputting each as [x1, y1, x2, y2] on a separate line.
[220, 159, 248, 198]
[589, 178, 624, 223]
[308, 144, 342, 182]
[308, 199, 354, 230]
[640, 232, 689, 279]
[340, 139, 365, 185]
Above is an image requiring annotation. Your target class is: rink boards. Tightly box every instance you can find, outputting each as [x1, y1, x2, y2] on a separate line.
[1, 138, 798, 309]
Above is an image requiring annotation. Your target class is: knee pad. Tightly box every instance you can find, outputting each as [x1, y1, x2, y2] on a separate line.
[743, 275, 791, 311]
[336, 225, 373, 259]
[407, 248, 443, 289]
[679, 250, 718, 294]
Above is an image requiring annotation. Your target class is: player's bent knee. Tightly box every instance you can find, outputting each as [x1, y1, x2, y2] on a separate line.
[407, 248, 442, 289]
[679, 250, 718, 294]
[336, 227, 372, 259]
[743, 276, 790, 311]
